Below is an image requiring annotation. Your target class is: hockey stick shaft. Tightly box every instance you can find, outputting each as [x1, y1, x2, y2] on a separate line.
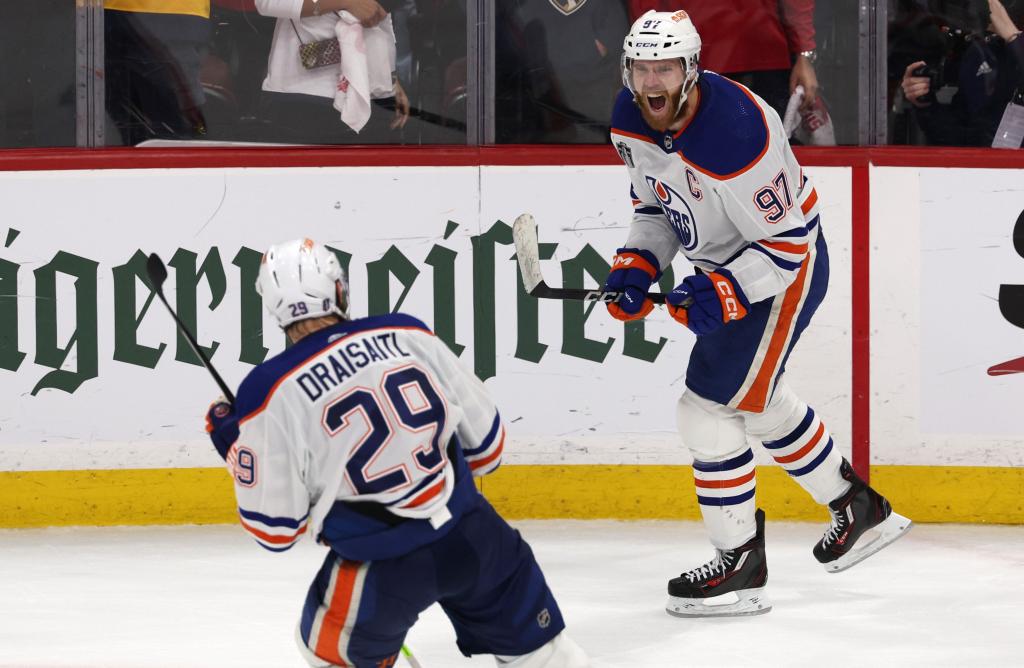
[401, 644, 424, 668]
[512, 213, 689, 307]
[145, 253, 236, 406]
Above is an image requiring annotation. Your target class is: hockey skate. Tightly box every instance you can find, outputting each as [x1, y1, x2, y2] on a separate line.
[665, 508, 772, 618]
[814, 459, 912, 573]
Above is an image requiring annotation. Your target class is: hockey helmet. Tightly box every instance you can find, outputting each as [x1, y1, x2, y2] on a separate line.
[622, 10, 701, 100]
[256, 237, 350, 328]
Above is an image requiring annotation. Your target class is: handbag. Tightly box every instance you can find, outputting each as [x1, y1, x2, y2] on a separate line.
[291, 17, 341, 70]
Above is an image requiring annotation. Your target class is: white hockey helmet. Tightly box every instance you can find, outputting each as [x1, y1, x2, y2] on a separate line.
[256, 238, 350, 328]
[622, 9, 702, 99]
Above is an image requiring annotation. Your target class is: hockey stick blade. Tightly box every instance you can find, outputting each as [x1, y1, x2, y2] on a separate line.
[511, 213, 676, 305]
[512, 213, 545, 293]
[145, 253, 237, 405]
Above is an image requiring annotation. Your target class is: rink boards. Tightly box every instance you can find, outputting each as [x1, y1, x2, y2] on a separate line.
[0, 154, 1022, 526]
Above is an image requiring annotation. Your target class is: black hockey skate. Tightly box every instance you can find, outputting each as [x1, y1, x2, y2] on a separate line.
[666, 508, 771, 618]
[814, 459, 912, 573]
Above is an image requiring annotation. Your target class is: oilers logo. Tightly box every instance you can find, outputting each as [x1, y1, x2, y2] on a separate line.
[645, 176, 699, 250]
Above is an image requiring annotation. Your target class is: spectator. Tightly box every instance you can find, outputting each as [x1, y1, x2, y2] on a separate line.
[104, 0, 212, 145]
[897, 0, 1024, 146]
[206, 0, 277, 138]
[628, 1, 819, 118]
[495, 0, 629, 143]
[404, 0, 469, 142]
[253, 0, 410, 144]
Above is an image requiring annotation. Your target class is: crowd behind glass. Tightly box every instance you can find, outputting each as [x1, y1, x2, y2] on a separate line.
[1, 0, 1021, 149]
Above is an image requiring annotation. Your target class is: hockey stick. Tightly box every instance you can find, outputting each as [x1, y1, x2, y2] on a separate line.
[512, 213, 691, 307]
[401, 644, 424, 668]
[145, 253, 236, 406]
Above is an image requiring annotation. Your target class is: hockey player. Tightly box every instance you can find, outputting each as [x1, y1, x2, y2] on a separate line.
[205, 238, 589, 667]
[604, 10, 912, 617]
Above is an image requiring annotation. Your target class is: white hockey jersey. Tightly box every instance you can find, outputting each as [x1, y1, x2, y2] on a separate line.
[610, 71, 820, 304]
[223, 313, 504, 558]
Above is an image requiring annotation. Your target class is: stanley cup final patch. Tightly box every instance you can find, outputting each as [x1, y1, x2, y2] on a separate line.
[616, 141, 634, 167]
[548, 0, 587, 16]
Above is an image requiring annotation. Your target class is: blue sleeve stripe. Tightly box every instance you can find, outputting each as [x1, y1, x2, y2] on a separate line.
[751, 244, 804, 271]
[634, 206, 662, 215]
[693, 448, 753, 473]
[239, 508, 309, 529]
[256, 540, 297, 553]
[771, 227, 809, 240]
[463, 412, 502, 457]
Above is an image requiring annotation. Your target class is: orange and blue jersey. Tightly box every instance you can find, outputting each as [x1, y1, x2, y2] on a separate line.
[213, 313, 506, 561]
[610, 71, 828, 413]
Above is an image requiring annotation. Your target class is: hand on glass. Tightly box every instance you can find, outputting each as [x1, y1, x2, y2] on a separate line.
[390, 79, 410, 130]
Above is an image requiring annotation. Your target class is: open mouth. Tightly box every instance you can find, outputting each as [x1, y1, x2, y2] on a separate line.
[647, 95, 667, 112]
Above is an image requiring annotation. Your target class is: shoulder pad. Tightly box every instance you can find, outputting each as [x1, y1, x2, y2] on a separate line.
[235, 314, 434, 420]
[679, 73, 770, 179]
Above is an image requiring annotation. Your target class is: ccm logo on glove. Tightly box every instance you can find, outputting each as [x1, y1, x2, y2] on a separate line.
[715, 278, 745, 321]
[603, 247, 661, 322]
[667, 270, 750, 336]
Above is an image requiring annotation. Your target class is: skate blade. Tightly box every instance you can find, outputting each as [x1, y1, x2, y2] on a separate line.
[825, 512, 913, 574]
[666, 587, 772, 618]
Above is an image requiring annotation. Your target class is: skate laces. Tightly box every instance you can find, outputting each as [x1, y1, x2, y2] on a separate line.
[823, 506, 849, 545]
[683, 549, 732, 583]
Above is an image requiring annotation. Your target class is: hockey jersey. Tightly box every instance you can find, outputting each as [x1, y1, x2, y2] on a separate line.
[224, 313, 504, 561]
[610, 71, 820, 304]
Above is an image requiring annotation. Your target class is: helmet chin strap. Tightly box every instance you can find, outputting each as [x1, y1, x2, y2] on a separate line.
[676, 70, 699, 114]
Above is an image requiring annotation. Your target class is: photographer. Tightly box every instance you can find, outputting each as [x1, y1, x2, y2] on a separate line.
[897, 0, 1023, 146]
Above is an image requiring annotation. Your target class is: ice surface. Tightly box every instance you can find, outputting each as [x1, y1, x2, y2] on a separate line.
[0, 520, 1020, 667]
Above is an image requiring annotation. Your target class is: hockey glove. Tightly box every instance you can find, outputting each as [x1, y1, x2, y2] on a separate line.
[667, 270, 750, 336]
[205, 397, 239, 461]
[604, 247, 661, 321]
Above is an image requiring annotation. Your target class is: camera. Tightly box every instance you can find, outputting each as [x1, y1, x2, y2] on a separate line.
[912, 63, 942, 104]
[909, 23, 980, 104]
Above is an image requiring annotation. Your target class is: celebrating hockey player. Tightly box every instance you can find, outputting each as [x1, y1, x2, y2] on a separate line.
[205, 238, 589, 667]
[604, 10, 912, 617]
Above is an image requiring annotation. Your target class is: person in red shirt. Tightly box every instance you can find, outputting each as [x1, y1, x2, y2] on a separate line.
[628, 1, 818, 118]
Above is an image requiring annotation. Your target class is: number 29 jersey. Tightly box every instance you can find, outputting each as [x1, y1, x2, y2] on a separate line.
[226, 313, 505, 560]
[610, 71, 821, 304]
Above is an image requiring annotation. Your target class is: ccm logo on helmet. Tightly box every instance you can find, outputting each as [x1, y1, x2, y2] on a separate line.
[635, 41, 659, 47]
[715, 279, 743, 320]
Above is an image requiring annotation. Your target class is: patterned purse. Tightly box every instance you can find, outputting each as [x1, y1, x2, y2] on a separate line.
[291, 19, 341, 70]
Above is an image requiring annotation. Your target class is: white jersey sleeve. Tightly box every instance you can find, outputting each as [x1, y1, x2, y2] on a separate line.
[421, 338, 505, 477]
[707, 111, 814, 303]
[225, 408, 311, 552]
[623, 176, 682, 272]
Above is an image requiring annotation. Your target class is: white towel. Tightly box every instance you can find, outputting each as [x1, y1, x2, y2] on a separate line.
[332, 12, 397, 133]
[783, 85, 836, 146]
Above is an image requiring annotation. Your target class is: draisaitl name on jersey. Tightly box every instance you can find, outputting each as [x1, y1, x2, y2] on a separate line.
[295, 332, 412, 402]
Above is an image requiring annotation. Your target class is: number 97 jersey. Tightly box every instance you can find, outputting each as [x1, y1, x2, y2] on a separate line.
[610, 71, 822, 305]
[225, 313, 505, 560]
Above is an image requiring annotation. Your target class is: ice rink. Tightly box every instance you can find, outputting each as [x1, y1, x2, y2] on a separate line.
[1, 519, 1021, 668]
